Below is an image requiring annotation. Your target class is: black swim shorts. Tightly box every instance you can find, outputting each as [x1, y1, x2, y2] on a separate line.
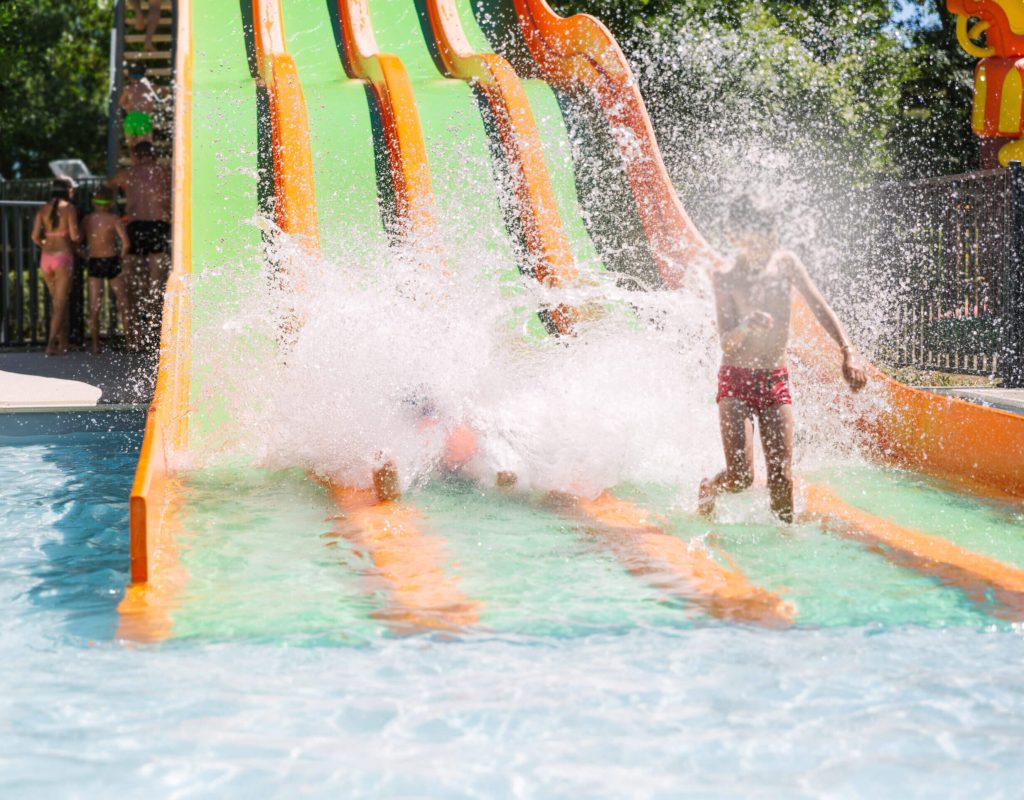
[87, 256, 122, 280]
[127, 220, 171, 256]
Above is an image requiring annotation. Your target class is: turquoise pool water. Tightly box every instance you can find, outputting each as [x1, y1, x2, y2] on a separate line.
[3, 430, 1024, 797]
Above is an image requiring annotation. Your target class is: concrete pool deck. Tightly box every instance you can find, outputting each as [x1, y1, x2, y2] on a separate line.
[929, 387, 1024, 416]
[0, 351, 156, 410]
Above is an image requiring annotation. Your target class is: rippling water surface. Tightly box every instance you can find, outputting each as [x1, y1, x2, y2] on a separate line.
[3, 431, 1024, 798]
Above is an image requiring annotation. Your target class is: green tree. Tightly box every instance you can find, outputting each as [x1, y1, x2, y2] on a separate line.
[0, 0, 113, 179]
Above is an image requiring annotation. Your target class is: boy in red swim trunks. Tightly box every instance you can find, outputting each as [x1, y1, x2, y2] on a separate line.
[698, 197, 867, 523]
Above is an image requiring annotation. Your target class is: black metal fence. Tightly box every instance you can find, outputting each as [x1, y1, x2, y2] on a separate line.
[1, 179, 126, 348]
[865, 165, 1024, 386]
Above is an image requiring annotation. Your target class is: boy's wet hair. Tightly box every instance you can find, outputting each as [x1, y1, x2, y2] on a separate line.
[128, 61, 146, 76]
[725, 195, 778, 238]
[93, 185, 115, 204]
[132, 141, 154, 159]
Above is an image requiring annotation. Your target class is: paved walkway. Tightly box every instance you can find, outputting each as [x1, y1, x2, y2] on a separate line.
[0, 351, 156, 408]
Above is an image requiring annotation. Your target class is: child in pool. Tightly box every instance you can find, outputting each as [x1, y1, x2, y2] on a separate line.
[80, 186, 133, 354]
[698, 196, 867, 523]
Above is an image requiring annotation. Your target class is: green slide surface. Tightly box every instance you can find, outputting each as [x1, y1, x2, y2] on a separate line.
[281, 0, 390, 254]
[189, 0, 264, 425]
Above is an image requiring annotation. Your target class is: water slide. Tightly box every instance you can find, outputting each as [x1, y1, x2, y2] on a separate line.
[118, 0, 1024, 640]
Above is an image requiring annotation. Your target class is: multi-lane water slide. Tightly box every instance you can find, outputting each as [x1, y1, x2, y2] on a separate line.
[118, 0, 1024, 640]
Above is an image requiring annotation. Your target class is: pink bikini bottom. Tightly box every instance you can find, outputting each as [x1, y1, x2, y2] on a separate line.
[40, 252, 74, 276]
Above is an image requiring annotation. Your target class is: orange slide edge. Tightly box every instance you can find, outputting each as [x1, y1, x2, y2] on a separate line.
[805, 482, 1024, 618]
[125, 0, 193, 586]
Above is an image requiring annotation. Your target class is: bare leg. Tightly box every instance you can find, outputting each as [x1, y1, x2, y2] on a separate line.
[124, 253, 146, 349]
[147, 252, 170, 347]
[108, 274, 132, 349]
[41, 270, 58, 354]
[88, 277, 102, 354]
[699, 398, 755, 516]
[373, 461, 400, 503]
[758, 404, 794, 523]
[49, 266, 73, 355]
[145, 1, 162, 50]
[129, 0, 146, 30]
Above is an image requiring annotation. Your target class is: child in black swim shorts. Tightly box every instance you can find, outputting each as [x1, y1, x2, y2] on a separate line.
[81, 187, 133, 353]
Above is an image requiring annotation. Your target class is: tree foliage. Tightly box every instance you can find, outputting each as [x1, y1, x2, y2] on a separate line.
[0, 0, 112, 179]
[550, 0, 977, 181]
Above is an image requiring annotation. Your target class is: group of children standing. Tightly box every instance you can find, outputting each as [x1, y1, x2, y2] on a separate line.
[30, 62, 171, 356]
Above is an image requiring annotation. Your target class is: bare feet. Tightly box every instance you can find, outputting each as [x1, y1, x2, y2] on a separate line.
[372, 461, 400, 503]
[698, 478, 716, 517]
[496, 471, 518, 489]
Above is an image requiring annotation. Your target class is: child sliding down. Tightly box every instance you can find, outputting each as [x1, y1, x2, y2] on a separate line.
[699, 196, 867, 523]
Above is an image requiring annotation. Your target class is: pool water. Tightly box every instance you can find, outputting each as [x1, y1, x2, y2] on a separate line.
[3, 430, 1024, 797]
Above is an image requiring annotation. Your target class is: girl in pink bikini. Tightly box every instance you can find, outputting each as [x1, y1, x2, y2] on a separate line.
[31, 179, 81, 355]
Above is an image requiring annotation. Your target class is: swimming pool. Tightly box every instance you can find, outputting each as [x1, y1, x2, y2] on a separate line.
[3, 429, 1024, 797]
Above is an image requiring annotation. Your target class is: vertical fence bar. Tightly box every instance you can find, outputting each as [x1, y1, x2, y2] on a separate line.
[107, 0, 127, 178]
[1003, 162, 1024, 387]
[1, 207, 9, 345]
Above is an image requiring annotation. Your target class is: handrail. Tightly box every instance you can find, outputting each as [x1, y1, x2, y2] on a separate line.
[425, 0, 577, 334]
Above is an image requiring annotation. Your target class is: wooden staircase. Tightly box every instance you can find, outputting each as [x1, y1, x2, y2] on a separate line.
[112, 0, 175, 169]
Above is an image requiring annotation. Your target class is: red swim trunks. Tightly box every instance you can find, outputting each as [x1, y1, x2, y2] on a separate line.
[716, 365, 792, 413]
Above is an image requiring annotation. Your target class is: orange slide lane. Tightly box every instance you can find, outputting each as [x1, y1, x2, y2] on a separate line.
[790, 296, 1024, 499]
[513, 0, 1024, 502]
[329, 486, 480, 633]
[425, 0, 577, 334]
[335, 0, 435, 234]
[553, 491, 795, 626]
[805, 483, 1024, 619]
[118, 0, 193, 640]
[510, 0, 722, 287]
[329, 1, 481, 631]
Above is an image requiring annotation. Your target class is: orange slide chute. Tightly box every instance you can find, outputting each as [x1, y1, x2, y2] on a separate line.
[252, 0, 319, 250]
[790, 296, 1024, 498]
[555, 492, 795, 627]
[510, 0, 722, 287]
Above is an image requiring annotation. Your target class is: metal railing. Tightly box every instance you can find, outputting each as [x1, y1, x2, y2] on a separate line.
[1, 181, 126, 348]
[865, 165, 1024, 386]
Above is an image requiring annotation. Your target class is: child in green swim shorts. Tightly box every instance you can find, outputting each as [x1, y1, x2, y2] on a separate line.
[119, 62, 163, 148]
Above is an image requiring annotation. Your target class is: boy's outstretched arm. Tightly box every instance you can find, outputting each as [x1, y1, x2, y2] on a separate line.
[787, 254, 867, 391]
